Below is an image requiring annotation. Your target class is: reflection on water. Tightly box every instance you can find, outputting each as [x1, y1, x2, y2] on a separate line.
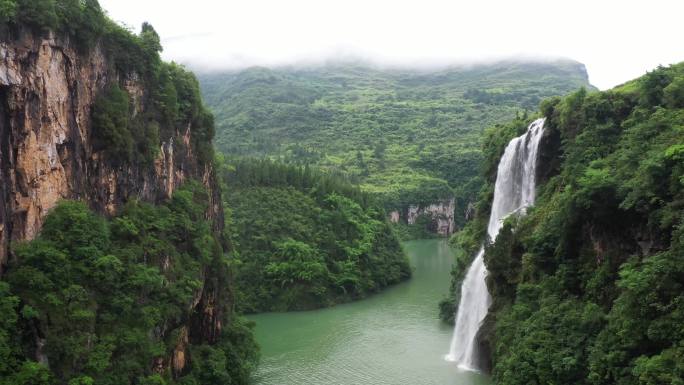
[249, 239, 492, 385]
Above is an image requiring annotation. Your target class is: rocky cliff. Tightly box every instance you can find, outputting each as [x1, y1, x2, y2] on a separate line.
[0, 27, 227, 377]
[389, 198, 456, 236]
[0, 29, 222, 272]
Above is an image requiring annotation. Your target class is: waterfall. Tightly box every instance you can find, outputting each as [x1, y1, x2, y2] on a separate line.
[445, 118, 546, 370]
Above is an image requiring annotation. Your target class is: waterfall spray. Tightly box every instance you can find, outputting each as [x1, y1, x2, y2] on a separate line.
[445, 118, 546, 370]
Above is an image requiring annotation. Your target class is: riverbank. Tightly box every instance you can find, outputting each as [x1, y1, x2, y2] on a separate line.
[247, 239, 492, 385]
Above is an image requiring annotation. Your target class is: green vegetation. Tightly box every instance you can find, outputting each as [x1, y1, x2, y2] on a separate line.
[0, 183, 258, 385]
[449, 63, 684, 384]
[90, 60, 215, 165]
[0, 2, 256, 384]
[2, 0, 113, 54]
[199, 62, 593, 220]
[91, 84, 134, 162]
[1, 0, 214, 166]
[219, 158, 411, 313]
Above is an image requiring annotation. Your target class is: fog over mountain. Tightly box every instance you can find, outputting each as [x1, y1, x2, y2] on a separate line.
[100, 0, 683, 89]
[2, 2, 684, 385]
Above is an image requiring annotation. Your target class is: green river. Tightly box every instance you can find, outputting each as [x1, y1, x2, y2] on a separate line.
[248, 239, 492, 385]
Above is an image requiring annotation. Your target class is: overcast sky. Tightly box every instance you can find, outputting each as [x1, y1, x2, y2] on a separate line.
[99, 0, 683, 90]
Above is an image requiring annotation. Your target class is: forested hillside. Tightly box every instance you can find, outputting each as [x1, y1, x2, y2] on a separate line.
[449, 63, 684, 383]
[1, 185, 258, 385]
[199, 62, 593, 221]
[0, 2, 258, 384]
[219, 158, 411, 313]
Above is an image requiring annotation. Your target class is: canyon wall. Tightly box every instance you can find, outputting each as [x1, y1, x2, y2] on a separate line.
[0, 28, 226, 375]
[0, 30, 222, 270]
[389, 198, 456, 236]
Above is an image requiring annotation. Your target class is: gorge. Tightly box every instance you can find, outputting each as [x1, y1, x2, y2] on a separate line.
[198, 62, 593, 237]
[2, 2, 683, 385]
[249, 239, 491, 385]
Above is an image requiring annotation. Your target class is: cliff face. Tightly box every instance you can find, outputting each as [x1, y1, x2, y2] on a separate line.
[0, 29, 226, 376]
[0, 30, 222, 271]
[475, 65, 684, 384]
[389, 198, 456, 236]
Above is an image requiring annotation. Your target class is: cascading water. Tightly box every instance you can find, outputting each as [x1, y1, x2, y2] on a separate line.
[445, 118, 546, 370]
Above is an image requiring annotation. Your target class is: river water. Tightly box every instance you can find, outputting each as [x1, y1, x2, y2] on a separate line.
[248, 239, 492, 385]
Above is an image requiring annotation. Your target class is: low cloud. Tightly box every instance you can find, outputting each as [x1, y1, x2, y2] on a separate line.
[101, 0, 684, 90]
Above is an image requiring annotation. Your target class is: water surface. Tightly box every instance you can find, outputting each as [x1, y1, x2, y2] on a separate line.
[249, 239, 492, 385]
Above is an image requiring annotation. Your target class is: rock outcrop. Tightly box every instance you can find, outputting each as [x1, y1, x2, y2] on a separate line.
[389, 198, 456, 236]
[0, 29, 226, 376]
[0, 30, 222, 271]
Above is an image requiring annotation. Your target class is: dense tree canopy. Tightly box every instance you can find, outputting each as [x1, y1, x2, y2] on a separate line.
[0, 183, 258, 385]
[219, 158, 411, 312]
[0, 3, 252, 384]
[447, 62, 684, 384]
[199, 62, 594, 222]
[1, 0, 215, 167]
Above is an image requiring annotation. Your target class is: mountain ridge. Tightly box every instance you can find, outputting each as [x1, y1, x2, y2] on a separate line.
[199, 60, 594, 234]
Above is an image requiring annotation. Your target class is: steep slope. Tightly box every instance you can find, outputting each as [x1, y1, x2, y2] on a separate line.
[0, 2, 256, 384]
[0, 11, 218, 272]
[449, 63, 684, 383]
[199, 61, 594, 234]
[220, 158, 411, 313]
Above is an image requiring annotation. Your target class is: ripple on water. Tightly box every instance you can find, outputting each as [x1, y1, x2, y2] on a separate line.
[250, 239, 493, 385]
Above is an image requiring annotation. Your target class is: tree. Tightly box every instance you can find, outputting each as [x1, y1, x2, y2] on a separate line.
[16, 0, 57, 31]
[664, 76, 684, 108]
[0, 0, 16, 24]
[0, 282, 20, 379]
[140, 22, 162, 53]
[91, 85, 133, 162]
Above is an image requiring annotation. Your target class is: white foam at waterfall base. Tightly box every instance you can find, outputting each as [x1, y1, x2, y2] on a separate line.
[445, 118, 546, 370]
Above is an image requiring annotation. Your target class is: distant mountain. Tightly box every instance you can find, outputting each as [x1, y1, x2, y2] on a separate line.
[199, 60, 594, 229]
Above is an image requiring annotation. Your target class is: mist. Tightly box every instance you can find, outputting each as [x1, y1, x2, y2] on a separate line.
[99, 0, 684, 90]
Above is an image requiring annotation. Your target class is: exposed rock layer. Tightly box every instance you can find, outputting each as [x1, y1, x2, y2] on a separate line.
[389, 198, 456, 236]
[0, 29, 225, 375]
[0, 30, 222, 268]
